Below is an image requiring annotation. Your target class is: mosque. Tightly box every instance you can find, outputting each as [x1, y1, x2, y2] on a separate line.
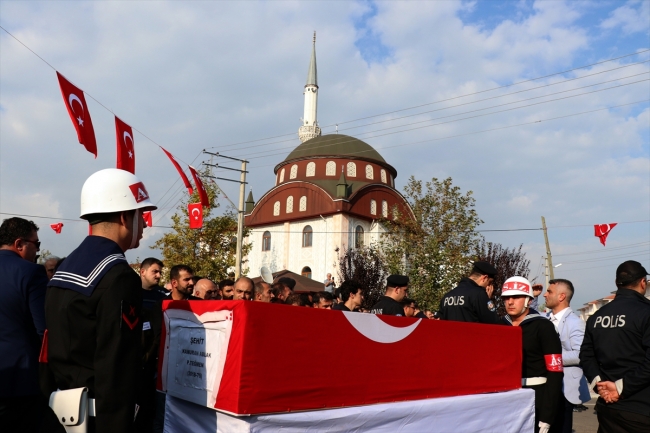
[244, 34, 413, 282]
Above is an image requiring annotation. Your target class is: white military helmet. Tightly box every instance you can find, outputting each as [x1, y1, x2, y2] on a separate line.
[80, 168, 157, 219]
[501, 276, 534, 298]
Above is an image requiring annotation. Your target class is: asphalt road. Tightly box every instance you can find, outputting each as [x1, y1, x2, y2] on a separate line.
[573, 397, 599, 433]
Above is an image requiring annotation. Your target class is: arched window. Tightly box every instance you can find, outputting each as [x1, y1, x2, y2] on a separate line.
[299, 196, 307, 211]
[365, 164, 374, 180]
[326, 161, 336, 176]
[262, 231, 271, 251]
[392, 206, 399, 220]
[286, 196, 294, 213]
[382, 200, 388, 218]
[290, 164, 298, 179]
[306, 162, 316, 177]
[370, 199, 377, 215]
[380, 169, 387, 183]
[346, 162, 356, 177]
[302, 225, 313, 247]
[273, 201, 280, 216]
[279, 168, 285, 183]
[355, 225, 364, 248]
[301, 266, 312, 279]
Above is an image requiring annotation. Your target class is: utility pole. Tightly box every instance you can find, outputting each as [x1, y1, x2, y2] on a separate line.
[203, 151, 248, 279]
[544, 256, 550, 288]
[541, 216, 554, 281]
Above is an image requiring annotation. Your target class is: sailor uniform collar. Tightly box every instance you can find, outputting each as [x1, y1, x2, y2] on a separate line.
[504, 309, 545, 326]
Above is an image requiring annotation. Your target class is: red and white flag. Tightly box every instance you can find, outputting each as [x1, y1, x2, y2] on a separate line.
[142, 211, 152, 228]
[56, 72, 97, 157]
[50, 223, 63, 234]
[595, 223, 617, 246]
[160, 147, 193, 195]
[188, 203, 203, 229]
[188, 165, 210, 208]
[115, 116, 135, 174]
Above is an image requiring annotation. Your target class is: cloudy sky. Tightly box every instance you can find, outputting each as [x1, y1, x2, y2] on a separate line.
[1, 0, 648, 308]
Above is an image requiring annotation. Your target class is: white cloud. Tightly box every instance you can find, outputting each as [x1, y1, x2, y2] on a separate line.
[601, 0, 650, 35]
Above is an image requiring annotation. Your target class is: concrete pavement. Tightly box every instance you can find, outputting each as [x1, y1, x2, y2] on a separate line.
[573, 397, 599, 433]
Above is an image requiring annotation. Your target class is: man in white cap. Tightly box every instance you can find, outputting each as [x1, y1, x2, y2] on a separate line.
[502, 276, 564, 433]
[43, 169, 156, 433]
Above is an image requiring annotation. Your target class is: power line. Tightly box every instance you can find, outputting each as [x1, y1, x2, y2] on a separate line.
[554, 241, 650, 257]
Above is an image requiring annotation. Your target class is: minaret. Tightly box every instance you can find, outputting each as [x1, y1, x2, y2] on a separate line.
[298, 32, 322, 143]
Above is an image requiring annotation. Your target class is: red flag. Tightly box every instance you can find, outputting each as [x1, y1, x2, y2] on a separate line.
[56, 72, 97, 157]
[594, 223, 617, 246]
[188, 165, 210, 208]
[115, 116, 135, 174]
[50, 223, 63, 234]
[160, 147, 193, 195]
[143, 211, 152, 228]
[188, 203, 203, 229]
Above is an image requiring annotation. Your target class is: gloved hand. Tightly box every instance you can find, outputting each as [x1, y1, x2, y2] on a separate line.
[538, 421, 551, 433]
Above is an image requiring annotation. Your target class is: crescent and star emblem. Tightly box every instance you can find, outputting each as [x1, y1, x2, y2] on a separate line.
[123, 131, 134, 159]
[597, 224, 610, 236]
[341, 311, 421, 343]
[191, 208, 200, 220]
[68, 93, 85, 126]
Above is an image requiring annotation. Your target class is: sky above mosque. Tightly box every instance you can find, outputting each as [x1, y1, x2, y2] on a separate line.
[1, 0, 648, 308]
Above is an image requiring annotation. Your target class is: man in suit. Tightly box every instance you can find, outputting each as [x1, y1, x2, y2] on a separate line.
[0, 217, 48, 433]
[544, 278, 591, 433]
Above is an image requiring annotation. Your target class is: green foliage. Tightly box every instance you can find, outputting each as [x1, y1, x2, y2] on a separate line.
[337, 244, 388, 310]
[152, 168, 251, 282]
[380, 176, 483, 312]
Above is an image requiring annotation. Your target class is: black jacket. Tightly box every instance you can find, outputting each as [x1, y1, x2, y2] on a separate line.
[439, 277, 500, 324]
[370, 296, 404, 316]
[579, 288, 650, 416]
[505, 311, 564, 426]
[45, 263, 142, 433]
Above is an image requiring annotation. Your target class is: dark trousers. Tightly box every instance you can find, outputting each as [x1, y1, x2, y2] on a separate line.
[0, 395, 45, 433]
[597, 404, 650, 433]
[551, 396, 574, 433]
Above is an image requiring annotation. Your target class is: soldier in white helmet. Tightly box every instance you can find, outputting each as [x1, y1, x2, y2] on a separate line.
[501, 276, 564, 433]
[42, 169, 156, 433]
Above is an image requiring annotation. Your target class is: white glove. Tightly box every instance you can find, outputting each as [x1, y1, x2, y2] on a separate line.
[538, 421, 551, 433]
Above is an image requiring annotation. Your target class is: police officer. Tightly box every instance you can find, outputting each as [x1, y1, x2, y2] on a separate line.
[370, 275, 409, 316]
[579, 260, 650, 432]
[44, 169, 157, 433]
[438, 261, 500, 324]
[502, 276, 563, 433]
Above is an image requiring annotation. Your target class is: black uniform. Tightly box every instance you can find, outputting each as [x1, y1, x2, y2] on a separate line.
[579, 288, 650, 425]
[505, 310, 564, 432]
[45, 236, 142, 433]
[439, 277, 500, 324]
[370, 296, 404, 316]
[332, 303, 349, 311]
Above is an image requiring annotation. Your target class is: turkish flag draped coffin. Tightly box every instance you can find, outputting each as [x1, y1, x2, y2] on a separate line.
[158, 301, 522, 416]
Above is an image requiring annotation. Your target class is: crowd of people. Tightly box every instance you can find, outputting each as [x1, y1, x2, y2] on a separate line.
[1, 168, 648, 433]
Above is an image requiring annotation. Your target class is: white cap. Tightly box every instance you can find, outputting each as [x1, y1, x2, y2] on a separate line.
[80, 168, 157, 219]
[501, 276, 534, 298]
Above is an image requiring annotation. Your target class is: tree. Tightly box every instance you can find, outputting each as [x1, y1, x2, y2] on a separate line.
[476, 240, 531, 317]
[337, 244, 388, 310]
[380, 176, 483, 312]
[152, 167, 251, 282]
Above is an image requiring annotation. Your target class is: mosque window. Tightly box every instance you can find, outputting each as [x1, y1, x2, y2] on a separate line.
[326, 161, 336, 176]
[286, 196, 294, 213]
[393, 206, 399, 220]
[279, 168, 285, 183]
[382, 200, 388, 218]
[370, 199, 377, 215]
[355, 225, 364, 248]
[290, 165, 298, 179]
[299, 196, 307, 211]
[273, 201, 280, 216]
[381, 169, 387, 183]
[301, 266, 312, 279]
[306, 162, 316, 177]
[365, 165, 374, 180]
[347, 162, 356, 177]
[302, 226, 313, 247]
[262, 231, 271, 251]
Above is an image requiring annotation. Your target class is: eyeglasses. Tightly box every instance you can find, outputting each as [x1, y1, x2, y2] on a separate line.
[21, 239, 41, 249]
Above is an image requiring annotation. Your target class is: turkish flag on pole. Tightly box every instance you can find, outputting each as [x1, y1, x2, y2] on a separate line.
[160, 147, 193, 195]
[115, 116, 135, 174]
[595, 223, 617, 246]
[142, 211, 152, 228]
[188, 203, 203, 229]
[50, 223, 63, 234]
[56, 72, 97, 157]
[188, 165, 210, 208]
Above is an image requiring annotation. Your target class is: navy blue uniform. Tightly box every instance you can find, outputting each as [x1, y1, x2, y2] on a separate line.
[370, 296, 404, 316]
[439, 277, 499, 324]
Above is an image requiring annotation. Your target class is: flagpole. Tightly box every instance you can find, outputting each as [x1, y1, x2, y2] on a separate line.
[541, 216, 554, 281]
